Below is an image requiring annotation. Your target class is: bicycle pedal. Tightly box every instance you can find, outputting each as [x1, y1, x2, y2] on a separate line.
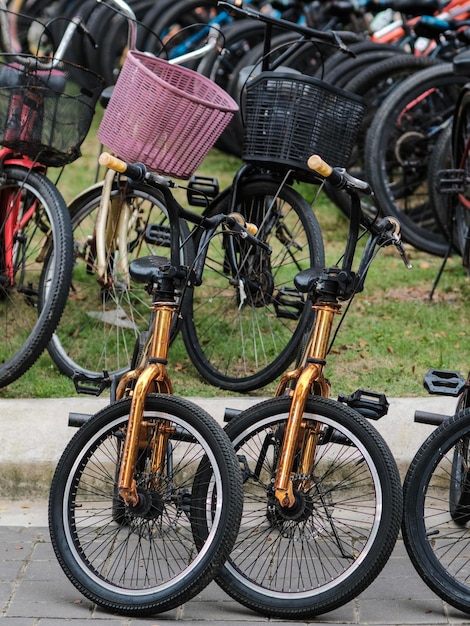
[423, 368, 466, 396]
[273, 287, 304, 320]
[437, 169, 467, 194]
[72, 371, 112, 396]
[338, 389, 389, 420]
[187, 175, 219, 207]
[145, 223, 171, 246]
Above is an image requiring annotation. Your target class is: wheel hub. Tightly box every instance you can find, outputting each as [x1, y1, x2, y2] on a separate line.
[128, 488, 164, 520]
[268, 488, 314, 525]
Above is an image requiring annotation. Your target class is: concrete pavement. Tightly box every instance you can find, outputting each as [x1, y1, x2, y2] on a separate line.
[2, 512, 470, 625]
[0, 393, 468, 625]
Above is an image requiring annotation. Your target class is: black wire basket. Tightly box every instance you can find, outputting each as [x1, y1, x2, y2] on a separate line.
[0, 53, 104, 167]
[242, 71, 366, 180]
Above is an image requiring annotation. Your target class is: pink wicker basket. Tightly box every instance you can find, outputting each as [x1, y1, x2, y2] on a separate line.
[98, 51, 238, 179]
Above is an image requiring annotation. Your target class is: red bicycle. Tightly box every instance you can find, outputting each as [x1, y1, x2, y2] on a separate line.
[0, 0, 103, 387]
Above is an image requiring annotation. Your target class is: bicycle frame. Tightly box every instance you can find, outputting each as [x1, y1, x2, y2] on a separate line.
[0, 147, 48, 287]
[267, 156, 410, 509]
[93, 1, 387, 510]
[98, 151, 268, 507]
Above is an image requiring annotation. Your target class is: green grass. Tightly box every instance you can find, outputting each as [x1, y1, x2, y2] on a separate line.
[1, 116, 468, 400]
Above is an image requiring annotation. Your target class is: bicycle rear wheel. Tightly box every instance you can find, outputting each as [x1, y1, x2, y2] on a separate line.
[182, 175, 325, 392]
[0, 165, 72, 387]
[402, 408, 470, 614]
[47, 179, 192, 382]
[212, 395, 403, 618]
[364, 63, 465, 256]
[48, 394, 243, 616]
[451, 87, 470, 269]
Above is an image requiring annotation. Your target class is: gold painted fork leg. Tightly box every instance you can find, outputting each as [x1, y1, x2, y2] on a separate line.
[117, 302, 176, 506]
[274, 361, 321, 508]
[118, 363, 161, 506]
[274, 302, 341, 508]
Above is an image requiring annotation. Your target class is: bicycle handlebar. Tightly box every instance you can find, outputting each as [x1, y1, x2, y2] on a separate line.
[217, 0, 362, 48]
[307, 154, 372, 194]
[98, 153, 270, 253]
[308, 154, 412, 270]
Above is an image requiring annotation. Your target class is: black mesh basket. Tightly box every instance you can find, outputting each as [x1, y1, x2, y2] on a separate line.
[242, 72, 366, 180]
[0, 53, 104, 167]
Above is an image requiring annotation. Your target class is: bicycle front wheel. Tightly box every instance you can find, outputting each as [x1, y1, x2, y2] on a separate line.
[402, 408, 470, 614]
[182, 176, 325, 392]
[215, 395, 403, 618]
[47, 180, 192, 381]
[48, 394, 243, 616]
[0, 165, 72, 387]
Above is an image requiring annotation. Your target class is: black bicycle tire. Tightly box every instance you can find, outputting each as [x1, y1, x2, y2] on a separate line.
[196, 19, 272, 156]
[47, 180, 192, 382]
[215, 395, 403, 618]
[83, 0, 157, 85]
[364, 62, 466, 256]
[327, 53, 443, 218]
[402, 408, 470, 614]
[452, 86, 470, 267]
[0, 165, 72, 387]
[315, 41, 407, 81]
[321, 49, 400, 88]
[135, 0, 180, 49]
[48, 393, 243, 616]
[427, 122, 455, 250]
[182, 176, 324, 392]
[81, 3, 121, 82]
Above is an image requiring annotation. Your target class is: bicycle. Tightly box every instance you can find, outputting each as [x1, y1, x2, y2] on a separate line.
[0, 0, 104, 387]
[402, 367, 470, 614]
[363, 22, 470, 258]
[203, 153, 409, 618]
[48, 150, 274, 614]
[48, 0, 365, 393]
[390, 52, 470, 604]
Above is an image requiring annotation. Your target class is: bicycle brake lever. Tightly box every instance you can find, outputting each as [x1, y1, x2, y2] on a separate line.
[385, 217, 413, 270]
[226, 214, 272, 254]
[394, 237, 413, 270]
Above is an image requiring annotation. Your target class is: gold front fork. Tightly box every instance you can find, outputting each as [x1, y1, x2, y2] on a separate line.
[116, 301, 176, 507]
[274, 301, 341, 508]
